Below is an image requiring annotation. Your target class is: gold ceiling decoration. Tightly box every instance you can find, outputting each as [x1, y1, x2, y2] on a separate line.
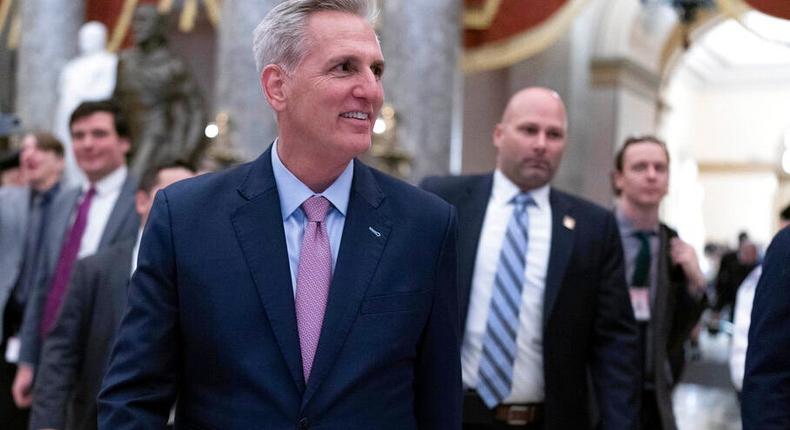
[0, 0, 20, 49]
[108, 0, 139, 52]
[463, 0, 588, 73]
[463, 0, 503, 30]
[109, 0, 220, 51]
[716, 0, 790, 20]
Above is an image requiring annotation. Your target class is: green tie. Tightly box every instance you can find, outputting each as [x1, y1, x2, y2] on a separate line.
[632, 231, 651, 286]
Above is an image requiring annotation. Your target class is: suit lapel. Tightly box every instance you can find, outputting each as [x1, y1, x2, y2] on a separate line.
[231, 149, 306, 393]
[99, 174, 137, 248]
[543, 189, 575, 327]
[110, 242, 135, 328]
[45, 186, 81, 270]
[457, 175, 493, 325]
[301, 162, 390, 408]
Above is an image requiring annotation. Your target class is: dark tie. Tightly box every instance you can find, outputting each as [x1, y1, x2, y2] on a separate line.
[632, 231, 652, 286]
[40, 187, 96, 337]
[295, 195, 332, 382]
[477, 193, 532, 408]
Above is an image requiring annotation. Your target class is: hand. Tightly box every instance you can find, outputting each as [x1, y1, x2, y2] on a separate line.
[12, 363, 34, 408]
[670, 238, 706, 296]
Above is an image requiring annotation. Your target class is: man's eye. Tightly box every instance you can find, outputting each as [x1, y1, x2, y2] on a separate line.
[371, 64, 384, 80]
[332, 62, 352, 73]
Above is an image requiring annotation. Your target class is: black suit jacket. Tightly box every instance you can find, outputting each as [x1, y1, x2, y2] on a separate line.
[644, 224, 706, 430]
[421, 173, 640, 430]
[98, 149, 462, 429]
[30, 239, 134, 430]
[742, 226, 790, 429]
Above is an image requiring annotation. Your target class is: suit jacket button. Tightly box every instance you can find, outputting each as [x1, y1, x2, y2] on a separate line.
[297, 417, 310, 430]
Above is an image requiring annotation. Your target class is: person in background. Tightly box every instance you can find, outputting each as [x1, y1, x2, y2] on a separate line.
[0, 132, 66, 429]
[422, 87, 639, 429]
[29, 161, 195, 430]
[711, 231, 758, 325]
[611, 135, 707, 430]
[729, 204, 790, 395]
[742, 223, 790, 429]
[12, 101, 139, 411]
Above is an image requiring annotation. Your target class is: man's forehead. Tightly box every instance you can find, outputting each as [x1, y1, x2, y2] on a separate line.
[304, 11, 381, 52]
[623, 142, 668, 163]
[503, 93, 566, 126]
[73, 112, 114, 127]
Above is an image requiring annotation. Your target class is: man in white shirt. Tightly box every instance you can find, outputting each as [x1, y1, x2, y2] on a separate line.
[12, 100, 139, 410]
[422, 87, 640, 429]
[730, 204, 790, 394]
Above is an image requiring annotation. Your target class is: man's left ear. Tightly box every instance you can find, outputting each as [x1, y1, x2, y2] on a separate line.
[261, 64, 287, 112]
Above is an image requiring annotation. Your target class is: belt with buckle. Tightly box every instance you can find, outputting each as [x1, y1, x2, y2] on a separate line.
[494, 403, 543, 426]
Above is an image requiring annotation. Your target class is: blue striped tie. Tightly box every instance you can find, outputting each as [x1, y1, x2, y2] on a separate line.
[477, 193, 532, 408]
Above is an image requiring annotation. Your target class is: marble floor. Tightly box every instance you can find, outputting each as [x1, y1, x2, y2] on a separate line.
[673, 330, 741, 430]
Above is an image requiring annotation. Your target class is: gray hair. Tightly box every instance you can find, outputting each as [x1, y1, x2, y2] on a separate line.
[252, 0, 376, 75]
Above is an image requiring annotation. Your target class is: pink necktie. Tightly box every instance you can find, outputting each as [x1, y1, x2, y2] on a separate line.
[295, 195, 332, 381]
[41, 186, 96, 337]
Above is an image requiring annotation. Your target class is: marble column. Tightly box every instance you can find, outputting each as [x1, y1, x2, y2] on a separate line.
[16, 0, 83, 131]
[380, 0, 461, 182]
[215, 0, 280, 160]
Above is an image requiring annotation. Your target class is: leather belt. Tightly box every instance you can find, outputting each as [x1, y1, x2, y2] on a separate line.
[494, 403, 543, 426]
[464, 390, 544, 427]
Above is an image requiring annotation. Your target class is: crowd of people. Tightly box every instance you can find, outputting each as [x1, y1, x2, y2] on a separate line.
[0, 0, 788, 429]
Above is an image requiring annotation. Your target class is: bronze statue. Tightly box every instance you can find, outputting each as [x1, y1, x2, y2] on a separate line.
[114, 5, 206, 175]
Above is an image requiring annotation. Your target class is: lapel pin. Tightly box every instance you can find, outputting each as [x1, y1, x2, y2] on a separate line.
[368, 226, 382, 237]
[563, 215, 576, 230]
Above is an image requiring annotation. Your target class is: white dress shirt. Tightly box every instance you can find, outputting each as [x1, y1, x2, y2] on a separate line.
[78, 165, 127, 259]
[730, 265, 761, 391]
[462, 170, 552, 403]
[131, 228, 143, 277]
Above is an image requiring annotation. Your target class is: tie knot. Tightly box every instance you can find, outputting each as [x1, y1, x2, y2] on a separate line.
[512, 193, 533, 212]
[634, 230, 652, 241]
[302, 195, 331, 223]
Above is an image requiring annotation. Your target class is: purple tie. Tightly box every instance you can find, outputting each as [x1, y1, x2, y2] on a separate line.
[295, 195, 332, 381]
[40, 186, 96, 337]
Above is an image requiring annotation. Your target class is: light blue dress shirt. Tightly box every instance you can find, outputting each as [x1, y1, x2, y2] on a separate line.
[271, 140, 353, 295]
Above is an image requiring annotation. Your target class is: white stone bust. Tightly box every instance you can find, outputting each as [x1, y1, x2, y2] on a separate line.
[53, 21, 118, 185]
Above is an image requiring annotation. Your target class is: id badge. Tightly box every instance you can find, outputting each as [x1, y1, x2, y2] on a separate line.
[4, 336, 20, 363]
[628, 287, 651, 321]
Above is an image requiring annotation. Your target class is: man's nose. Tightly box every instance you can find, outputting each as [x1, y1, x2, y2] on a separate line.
[352, 69, 383, 102]
[533, 133, 547, 151]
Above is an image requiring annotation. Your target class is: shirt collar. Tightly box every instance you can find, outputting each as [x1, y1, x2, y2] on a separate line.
[31, 181, 60, 204]
[492, 169, 550, 210]
[615, 205, 658, 237]
[83, 165, 127, 196]
[271, 139, 353, 220]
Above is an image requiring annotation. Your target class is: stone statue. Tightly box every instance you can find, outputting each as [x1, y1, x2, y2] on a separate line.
[114, 5, 206, 176]
[54, 21, 118, 185]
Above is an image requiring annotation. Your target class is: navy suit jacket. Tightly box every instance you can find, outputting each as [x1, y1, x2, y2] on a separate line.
[742, 226, 790, 429]
[421, 173, 640, 430]
[32, 239, 134, 430]
[98, 149, 462, 429]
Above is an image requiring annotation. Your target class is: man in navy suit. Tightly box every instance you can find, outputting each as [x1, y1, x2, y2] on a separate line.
[742, 226, 790, 429]
[98, 1, 461, 429]
[422, 87, 640, 429]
